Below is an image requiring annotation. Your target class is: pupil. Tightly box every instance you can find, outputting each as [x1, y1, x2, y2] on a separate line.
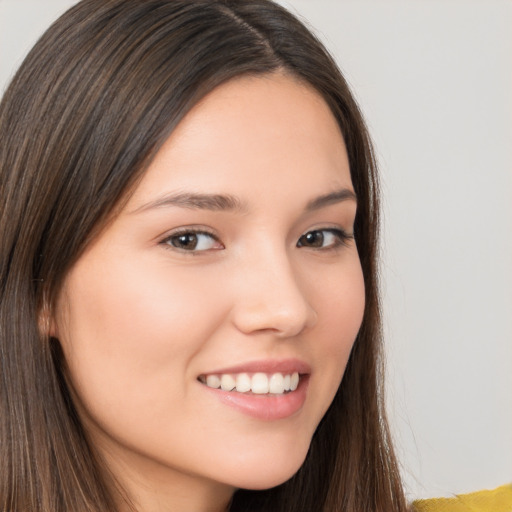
[305, 231, 323, 247]
[176, 233, 197, 249]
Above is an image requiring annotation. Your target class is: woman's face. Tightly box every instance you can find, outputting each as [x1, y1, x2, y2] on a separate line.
[54, 73, 365, 508]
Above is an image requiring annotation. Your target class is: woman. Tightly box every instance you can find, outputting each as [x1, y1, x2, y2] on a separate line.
[0, 1, 407, 510]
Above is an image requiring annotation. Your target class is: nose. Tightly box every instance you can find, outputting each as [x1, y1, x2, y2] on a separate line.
[230, 249, 318, 338]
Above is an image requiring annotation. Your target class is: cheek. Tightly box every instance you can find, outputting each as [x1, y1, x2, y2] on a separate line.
[54, 256, 228, 425]
[307, 256, 366, 407]
[333, 266, 365, 358]
[314, 254, 365, 345]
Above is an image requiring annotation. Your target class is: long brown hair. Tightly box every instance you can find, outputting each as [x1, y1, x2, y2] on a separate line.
[0, 1, 407, 510]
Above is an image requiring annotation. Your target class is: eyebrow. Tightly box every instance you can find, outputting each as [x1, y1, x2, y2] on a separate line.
[304, 189, 357, 211]
[130, 192, 247, 214]
[131, 188, 356, 215]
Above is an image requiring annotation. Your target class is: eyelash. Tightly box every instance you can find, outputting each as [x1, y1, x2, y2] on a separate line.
[296, 228, 353, 250]
[161, 228, 222, 253]
[160, 227, 354, 253]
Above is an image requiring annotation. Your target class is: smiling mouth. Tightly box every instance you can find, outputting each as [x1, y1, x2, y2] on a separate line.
[198, 372, 301, 395]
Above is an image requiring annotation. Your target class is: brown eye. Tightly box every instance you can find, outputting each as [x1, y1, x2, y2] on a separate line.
[298, 230, 325, 248]
[172, 233, 199, 250]
[164, 231, 222, 252]
[297, 229, 352, 249]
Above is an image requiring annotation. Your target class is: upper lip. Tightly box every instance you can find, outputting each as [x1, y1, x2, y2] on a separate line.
[200, 358, 311, 376]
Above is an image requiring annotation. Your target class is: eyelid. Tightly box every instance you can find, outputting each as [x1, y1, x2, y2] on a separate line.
[157, 225, 354, 254]
[159, 227, 224, 253]
[296, 227, 354, 250]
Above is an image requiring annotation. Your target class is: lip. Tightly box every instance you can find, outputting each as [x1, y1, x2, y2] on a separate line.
[198, 358, 311, 421]
[199, 358, 311, 376]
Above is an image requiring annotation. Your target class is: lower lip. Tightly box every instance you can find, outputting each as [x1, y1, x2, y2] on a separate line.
[201, 376, 309, 421]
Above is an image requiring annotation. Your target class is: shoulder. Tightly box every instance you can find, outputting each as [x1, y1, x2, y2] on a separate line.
[411, 484, 512, 512]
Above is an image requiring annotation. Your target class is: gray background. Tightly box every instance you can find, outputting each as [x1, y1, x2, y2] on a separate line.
[1, 0, 511, 501]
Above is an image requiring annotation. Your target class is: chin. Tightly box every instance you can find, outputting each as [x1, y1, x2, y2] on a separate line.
[233, 469, 301, 491]
[222, 445, 309, 491]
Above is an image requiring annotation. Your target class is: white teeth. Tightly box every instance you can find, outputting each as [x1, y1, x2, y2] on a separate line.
[269, 373, 285, 394]
[202, 371, 301, 395]
[220, 374, 236, 391]
[206, 375, 220, 388]
[251, 373, 269, 394]
[290, 372, 299, 391]
[283, 374, 291, 391]
[235, 373, 251, 393]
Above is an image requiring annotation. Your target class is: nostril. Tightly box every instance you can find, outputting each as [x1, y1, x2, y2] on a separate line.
[230, 260, 317, 336]
[231, 302, 317, 337]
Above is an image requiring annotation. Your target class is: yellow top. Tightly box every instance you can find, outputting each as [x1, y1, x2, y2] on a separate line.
[412, 484, 512, 512]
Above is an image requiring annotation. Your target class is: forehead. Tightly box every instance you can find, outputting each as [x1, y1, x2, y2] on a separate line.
[126, 72, 352, 210]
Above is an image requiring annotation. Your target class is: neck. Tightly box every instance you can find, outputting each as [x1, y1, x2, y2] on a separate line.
[93, 437, 235, 512]
[112, 461, 235, 512]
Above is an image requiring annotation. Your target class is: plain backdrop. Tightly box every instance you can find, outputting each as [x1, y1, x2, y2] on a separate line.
[1, 0, 511, 501]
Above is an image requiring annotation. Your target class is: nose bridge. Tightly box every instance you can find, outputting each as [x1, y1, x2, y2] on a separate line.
[231, 241, 317, 337]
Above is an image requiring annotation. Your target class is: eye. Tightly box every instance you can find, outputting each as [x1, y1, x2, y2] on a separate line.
[296, 228, 353, 249]
[162, 230, 223, 252]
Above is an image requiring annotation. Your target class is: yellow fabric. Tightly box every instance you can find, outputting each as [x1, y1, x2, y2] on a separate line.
[412, 484, 512, 512]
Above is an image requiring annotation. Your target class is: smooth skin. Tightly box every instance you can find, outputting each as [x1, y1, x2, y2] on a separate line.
[53, 72, 366, 512]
